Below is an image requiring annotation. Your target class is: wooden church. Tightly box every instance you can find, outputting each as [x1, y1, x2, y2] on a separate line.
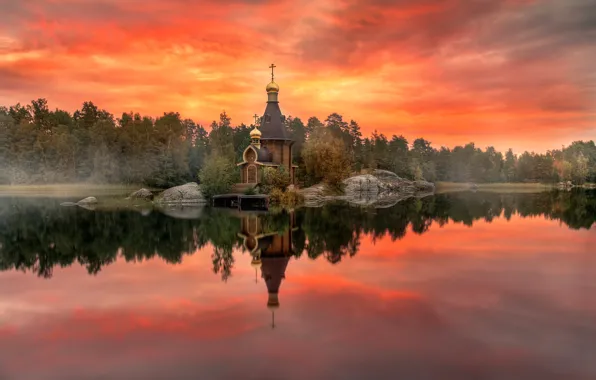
[236, 64, 297, 187]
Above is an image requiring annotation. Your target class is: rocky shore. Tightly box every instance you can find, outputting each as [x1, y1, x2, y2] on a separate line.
[61, 171, 435, 212]
[300, 170, 435, 208]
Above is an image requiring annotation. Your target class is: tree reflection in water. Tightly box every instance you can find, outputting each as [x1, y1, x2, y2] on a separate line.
[0, 189, 593, 279]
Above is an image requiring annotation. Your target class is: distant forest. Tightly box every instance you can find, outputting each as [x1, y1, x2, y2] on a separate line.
[1, 98, 595, 187]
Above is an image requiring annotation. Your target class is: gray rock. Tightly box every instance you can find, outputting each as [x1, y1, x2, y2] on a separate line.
[301, 171, 435, 208]
[77, 196, 98, 205]
[60, 196, 97, 209]
[372, 169, 402, 181]
[344, 174, 380, 198]
[158, 205, 204, 219]
[155, 182, 206, 205]
[128, 188, 153, 201]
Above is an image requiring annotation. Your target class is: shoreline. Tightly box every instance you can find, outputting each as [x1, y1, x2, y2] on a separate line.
[436, 182, 553, 194]
[0, 184, 143, 197]
[435, 182, 596, 194]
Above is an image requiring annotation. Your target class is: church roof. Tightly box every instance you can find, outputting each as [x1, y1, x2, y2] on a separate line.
[261, 256, 290, 294]
[260, 101, 291, 140]
[256, 146, 273, 162]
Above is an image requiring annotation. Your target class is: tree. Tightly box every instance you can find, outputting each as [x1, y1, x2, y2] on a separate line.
[198, 154, 237, 198]
[233, 123, 251, 162]
[208, 111, 235, 161]
[306, 116, 323, 138]
[287, 116, 306, 161]
[261, 166, 291, 193]
[302, 128, 351, 189]
[349, 120, 363, 170]
[503, 149, 517, 182]
[572, 152, 589, 184]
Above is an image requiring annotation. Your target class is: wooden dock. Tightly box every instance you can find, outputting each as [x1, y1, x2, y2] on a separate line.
[212, 194, 269, 211]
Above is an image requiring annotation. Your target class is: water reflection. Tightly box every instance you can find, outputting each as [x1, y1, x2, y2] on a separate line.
[0, 190, 593, 280]
[0, 190, 594, 379]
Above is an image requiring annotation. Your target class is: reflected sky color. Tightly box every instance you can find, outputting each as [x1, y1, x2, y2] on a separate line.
[0, 214, 594, 379]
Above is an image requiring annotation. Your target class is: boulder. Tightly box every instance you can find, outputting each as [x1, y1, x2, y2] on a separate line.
[301, 171, 435, 208]
[155, 182, 206, 205]
[60, 196, 97, 209]
[159, 205, 204, 219]
[414, 180, 435, 192]
[128, 188, 153, 201]
[300, 184, 328, 208]
[343, 175, 380, 198]
[77, 196, 98, 205]
[372, 169, 402, 181]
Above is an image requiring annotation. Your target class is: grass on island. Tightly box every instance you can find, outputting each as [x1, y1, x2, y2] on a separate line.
[435, 182, 554, 194]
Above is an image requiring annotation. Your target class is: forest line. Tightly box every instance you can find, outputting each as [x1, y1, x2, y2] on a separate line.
[1, 98, 595, 188]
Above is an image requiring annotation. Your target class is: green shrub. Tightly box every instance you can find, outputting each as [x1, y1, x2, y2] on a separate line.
[269, 188, 284, 204]
[268, 188, 304, 207]
[261, 166, 291, 193]
[198, 154, 237, 198]
[281, 190, 304, 207]
[244, 186, 257, 195]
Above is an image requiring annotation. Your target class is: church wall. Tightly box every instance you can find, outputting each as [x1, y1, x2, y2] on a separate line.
[261, 141, 292, 174]
[282, 144, 291, 169]
[267, 231, 292, 255]
[262, 141, 282, 165]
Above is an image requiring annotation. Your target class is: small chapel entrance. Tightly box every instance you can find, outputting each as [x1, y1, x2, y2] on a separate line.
[247, 165, 257, 183]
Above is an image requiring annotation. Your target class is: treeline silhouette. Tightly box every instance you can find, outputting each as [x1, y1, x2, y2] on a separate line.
[0, 190, 593, 279]
[1, 99, 595, 187]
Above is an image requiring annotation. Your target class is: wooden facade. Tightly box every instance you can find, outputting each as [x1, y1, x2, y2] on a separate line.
[236, 66, 297, 187]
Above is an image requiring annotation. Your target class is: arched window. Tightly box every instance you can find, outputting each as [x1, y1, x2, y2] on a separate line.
[248, 216, 258, 234]
[247, 165, 257, 183]
[246, 148, 256, 162]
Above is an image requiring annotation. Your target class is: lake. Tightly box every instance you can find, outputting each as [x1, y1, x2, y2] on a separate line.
[0, 190, 594, 380]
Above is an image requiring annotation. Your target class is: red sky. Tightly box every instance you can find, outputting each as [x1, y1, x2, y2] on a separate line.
[0, 0, 594, 153]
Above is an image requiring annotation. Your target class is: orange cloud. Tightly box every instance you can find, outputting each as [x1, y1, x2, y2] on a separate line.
[0, 0, 594, 152]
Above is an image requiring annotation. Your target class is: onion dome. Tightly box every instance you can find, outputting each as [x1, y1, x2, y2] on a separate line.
[251, 257, 262, 269]
[266, 81, 279, 93]
[267, 293, 280, 310]
[250, 127, 262, 138]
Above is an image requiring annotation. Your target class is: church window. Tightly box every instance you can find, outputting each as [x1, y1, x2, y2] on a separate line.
[248, 216, 258, 235]
[247, 165, 257, 183]
[246, 148, 256, 162]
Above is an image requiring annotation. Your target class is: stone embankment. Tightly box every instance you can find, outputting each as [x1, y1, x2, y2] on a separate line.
[301, 170, 435, 208]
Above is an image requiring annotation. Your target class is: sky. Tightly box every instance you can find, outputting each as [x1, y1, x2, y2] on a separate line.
[0, 0, 595, 153]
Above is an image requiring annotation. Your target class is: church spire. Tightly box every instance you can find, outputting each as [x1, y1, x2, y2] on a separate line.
[260, 64, 290, 140]
[250, 113, 261, 148]
[266, 63, 280, 102]
[270, 63, 276, 82]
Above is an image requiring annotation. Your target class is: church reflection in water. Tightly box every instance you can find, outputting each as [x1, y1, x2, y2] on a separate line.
[237, 211, 298, 328]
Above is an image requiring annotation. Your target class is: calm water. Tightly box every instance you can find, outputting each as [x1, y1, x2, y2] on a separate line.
[0, 190, 594, 380]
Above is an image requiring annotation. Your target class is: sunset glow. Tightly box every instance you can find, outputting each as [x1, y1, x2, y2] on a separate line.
[1, 0, 595, 152]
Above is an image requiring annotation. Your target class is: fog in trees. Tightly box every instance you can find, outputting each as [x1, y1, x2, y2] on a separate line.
[2, 99, 595, 187]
